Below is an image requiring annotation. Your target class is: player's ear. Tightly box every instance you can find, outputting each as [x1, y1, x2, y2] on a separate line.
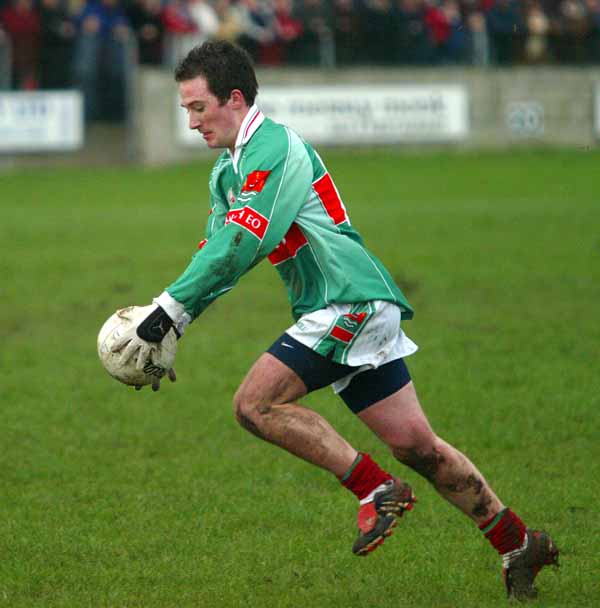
[229, 89, 246, 109]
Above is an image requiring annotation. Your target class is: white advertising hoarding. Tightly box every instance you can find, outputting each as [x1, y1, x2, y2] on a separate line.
[177, 84, 469, 146]
[0, 91, 83, 152]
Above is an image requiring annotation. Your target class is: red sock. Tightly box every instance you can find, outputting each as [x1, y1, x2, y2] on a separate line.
[480, 508, 526, 555]
[339, 452, 392, 501]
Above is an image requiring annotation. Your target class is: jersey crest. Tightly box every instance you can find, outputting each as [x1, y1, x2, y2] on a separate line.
[227, 188, 236, 205]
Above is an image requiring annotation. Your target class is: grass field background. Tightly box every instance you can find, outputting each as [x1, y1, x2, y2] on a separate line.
[1, 149, 599, 607]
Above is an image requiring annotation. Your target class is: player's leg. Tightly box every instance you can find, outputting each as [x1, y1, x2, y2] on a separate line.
[357, 379, 504, 523]
[233, 336, 414, 555]
[349, 370, 558, 599]
[233, 352, 357, 476]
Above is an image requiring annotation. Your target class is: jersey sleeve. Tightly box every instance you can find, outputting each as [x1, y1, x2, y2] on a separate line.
[165, 128, 313, 320]
[203, 155, 230, 241]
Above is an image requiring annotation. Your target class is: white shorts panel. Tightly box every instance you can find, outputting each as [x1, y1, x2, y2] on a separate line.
[285, 300, 418, 393]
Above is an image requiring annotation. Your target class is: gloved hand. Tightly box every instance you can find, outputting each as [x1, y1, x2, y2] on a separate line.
[111, 304, 179, 391]
[135, 367, 177, 392]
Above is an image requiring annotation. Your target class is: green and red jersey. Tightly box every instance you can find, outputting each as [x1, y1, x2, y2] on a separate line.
[162, 106, 413, 325]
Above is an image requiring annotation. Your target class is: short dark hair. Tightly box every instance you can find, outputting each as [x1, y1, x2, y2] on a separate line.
[174, 40, 259, 106]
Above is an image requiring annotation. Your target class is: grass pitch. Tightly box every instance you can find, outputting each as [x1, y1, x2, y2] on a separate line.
[1, 149, 599, 607]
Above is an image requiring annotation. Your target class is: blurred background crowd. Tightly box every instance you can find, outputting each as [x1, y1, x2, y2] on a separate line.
[2, 0, 600, 120]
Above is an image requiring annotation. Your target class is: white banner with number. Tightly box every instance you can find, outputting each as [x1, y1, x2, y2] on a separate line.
[177, 84, 469, 146]
[0, 91, 83, 152]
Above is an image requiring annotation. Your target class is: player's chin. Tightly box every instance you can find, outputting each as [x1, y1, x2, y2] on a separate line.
[202, 133, 216, 147]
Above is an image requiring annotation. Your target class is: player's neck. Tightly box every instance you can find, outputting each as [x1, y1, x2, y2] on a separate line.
[228, 105, 252, 154]
[228, 105, 253, 153]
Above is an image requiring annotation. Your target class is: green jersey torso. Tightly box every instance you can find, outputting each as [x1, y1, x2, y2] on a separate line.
[166, 106, 413, 323]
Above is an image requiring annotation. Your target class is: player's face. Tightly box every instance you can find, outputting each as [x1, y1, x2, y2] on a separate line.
[179, 76, 240, 151]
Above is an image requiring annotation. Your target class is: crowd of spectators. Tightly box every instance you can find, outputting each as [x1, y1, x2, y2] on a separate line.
[2, 0, 600, 119]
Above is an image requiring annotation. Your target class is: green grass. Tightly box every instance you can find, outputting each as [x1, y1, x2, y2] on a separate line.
[1, 149, 599, 607]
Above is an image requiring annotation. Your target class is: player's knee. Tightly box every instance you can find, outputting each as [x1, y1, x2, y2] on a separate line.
[233, 387, 252, 424]
[390, 431, 443, 482]
[233, 387, 269, 438]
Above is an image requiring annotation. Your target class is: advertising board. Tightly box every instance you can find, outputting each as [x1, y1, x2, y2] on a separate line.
[177, 84, 469, 146]
[0, 91, 83, 152]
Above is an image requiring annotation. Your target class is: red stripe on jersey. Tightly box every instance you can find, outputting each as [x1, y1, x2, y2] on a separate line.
[268, 223, 308, 265]
[313, 173, 348, 225]
[198, 239, 207, 250]
[225, 207, 269, 240]
[331, 325, 354, 343]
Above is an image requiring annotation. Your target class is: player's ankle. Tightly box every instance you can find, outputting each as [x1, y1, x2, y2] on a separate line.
[479, 507, 527, 555]
[339, 452, 393, 501]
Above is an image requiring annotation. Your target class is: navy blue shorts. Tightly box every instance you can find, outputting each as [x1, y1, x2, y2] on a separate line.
[267, 333, 411, 414]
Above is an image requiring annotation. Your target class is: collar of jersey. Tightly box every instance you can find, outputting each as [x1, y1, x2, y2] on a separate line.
[229, 105, 264, 173]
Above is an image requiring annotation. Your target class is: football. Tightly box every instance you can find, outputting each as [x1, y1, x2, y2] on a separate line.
[97, 306, 178, 386]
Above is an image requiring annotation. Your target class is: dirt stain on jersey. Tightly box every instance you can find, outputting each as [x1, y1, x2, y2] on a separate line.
[209, 230, 245, 279]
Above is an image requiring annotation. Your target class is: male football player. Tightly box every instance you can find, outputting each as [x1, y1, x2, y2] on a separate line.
[113, 40, 558, 600]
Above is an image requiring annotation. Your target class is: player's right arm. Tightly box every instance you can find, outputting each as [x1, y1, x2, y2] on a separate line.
[156, 127, 313, 331]
[108, 187, 227, 388]
[111, 130, 311, 384]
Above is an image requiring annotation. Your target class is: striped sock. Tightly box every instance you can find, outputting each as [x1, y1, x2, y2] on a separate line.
[339, 452, 392, 501]
[480, 508, 527, 556]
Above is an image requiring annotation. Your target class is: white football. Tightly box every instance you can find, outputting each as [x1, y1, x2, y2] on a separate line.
[97, 306, 178, 386]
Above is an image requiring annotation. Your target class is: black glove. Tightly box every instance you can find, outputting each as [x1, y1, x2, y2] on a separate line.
[136, 305, 180, 342]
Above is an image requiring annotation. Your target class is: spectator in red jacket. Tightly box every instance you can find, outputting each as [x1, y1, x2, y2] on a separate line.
[0, 0, 40, 89]
[259, 0, 303, 65]
[162, 0, 218, 67]
[437, 1, 469, 63]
